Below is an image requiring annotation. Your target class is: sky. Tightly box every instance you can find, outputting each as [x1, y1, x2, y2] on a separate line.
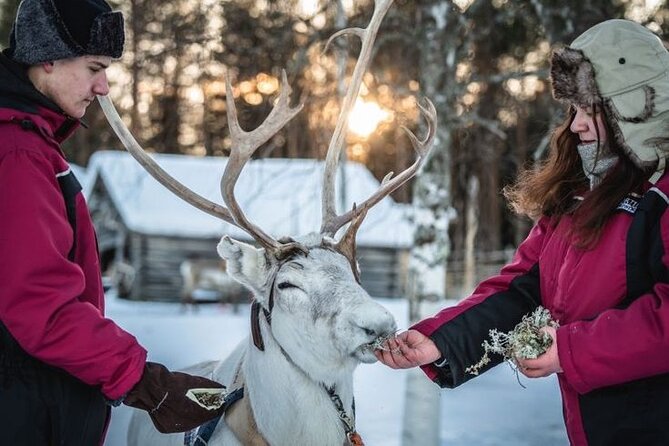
[103, 293, 568, 445]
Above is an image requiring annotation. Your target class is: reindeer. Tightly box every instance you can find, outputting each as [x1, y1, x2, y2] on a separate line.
[99, 0, 436, 444]
[179, 258, 248, 310]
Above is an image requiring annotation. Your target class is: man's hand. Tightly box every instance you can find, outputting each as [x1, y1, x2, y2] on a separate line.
[516, 326, 562, 378]
[123, 362, 226, 433]
[375, 329, 441, 369]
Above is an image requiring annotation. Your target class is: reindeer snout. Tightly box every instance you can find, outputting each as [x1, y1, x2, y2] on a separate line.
[355, 306, 397, 341]
[347, 302, 396, 363]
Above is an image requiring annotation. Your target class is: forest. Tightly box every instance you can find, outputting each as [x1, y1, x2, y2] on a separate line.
[1, 0, 667, 296]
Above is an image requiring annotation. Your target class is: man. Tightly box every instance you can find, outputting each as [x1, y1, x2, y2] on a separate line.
[0, 0, 226, 444]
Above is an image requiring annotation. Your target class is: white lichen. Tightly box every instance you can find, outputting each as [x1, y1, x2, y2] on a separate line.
[465, 306, 558, 377]
[367, 330, 398, 352]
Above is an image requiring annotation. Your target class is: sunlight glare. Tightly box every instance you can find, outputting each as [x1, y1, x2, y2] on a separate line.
[453, 0, 475, 12]
[298, 0, 319, 17]
[625, 0, 664, 22]
[297, 0, 353, 18]
[348, 99, 392, 137]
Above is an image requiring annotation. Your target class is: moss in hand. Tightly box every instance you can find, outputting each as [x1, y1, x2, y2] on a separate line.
[465, 306, 558, 376]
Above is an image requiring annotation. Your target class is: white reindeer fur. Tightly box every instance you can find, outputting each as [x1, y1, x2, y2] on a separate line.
[128, 233, 397, 445]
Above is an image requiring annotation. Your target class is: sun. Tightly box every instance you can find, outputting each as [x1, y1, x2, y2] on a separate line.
[348, 99, 392, 137]
[297, 0, 354, 18]
[297, 0, 320, 17]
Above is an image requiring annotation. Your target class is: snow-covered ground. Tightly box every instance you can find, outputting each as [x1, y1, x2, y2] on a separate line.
[103, 294, 568, 445]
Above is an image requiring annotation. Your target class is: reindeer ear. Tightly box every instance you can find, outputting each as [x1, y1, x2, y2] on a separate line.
[216, 236, 273, 298]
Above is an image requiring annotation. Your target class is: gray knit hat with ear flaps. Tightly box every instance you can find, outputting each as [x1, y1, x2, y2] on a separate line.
[550, 19, 669, 170]
[9, 0, 124, 65]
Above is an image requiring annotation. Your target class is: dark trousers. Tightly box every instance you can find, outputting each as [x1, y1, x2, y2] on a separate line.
[0, 324, 109, 445]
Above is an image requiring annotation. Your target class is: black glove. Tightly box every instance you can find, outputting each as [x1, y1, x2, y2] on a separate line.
[123, 361, 226, 433]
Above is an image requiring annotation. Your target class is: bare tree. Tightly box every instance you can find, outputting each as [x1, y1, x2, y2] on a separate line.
[401, 0, 628, 442]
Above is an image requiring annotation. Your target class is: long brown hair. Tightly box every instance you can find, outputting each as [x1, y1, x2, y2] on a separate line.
[504, 106, 651, 247]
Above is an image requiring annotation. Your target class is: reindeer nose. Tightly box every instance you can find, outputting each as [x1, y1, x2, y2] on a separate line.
[363, 327, 376, 337]
[357, 308, 397, 340]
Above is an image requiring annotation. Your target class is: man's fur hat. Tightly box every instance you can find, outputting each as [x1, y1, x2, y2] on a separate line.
[550, 19, 669, 169]
[8, 0, 124, 65]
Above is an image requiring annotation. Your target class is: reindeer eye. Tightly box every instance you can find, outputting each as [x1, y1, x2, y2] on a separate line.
[287, 262, 305, 270]
[277, 282, 299, 290]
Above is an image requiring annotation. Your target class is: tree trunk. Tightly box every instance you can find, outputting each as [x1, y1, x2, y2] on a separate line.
[0, 0, 20, 48]
[463, 175, 479, 294]
[130, 0, 141, 134]
[402, 1, 468, 444]
[336, 0, 348, 213]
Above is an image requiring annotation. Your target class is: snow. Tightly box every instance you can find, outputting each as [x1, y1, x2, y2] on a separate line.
[103, 293, 568, 446]
[87, 151, 413, 248]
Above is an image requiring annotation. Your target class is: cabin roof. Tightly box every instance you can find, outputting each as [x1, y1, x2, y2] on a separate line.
[87, 151, 414, 248]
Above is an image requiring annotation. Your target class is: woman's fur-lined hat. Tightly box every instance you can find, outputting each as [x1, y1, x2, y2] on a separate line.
[550, 19, 669, 169]
[8, 0, 124, 65]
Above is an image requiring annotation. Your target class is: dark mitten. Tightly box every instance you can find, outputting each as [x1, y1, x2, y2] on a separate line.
[123, 362, 226, 433]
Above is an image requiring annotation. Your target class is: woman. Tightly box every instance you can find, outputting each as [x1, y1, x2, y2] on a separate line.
[376, 19, 669, 446]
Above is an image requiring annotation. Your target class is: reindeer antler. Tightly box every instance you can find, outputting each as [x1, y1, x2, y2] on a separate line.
[98, 95, 236, 224]
[327, 98, 437, 240]
[319, 0, 438, 238]
[321, 0, 395, 236]
[100, 0, 435, 262]
[221, 70, 304, 253]
[99, 70, 305, 257]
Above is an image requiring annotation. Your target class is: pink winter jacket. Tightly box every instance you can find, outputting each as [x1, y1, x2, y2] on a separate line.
[414, 175, 669, 445]
[0, 103, 147, 401]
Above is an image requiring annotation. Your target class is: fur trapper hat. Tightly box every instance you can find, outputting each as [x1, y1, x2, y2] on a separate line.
[550, 19, 669, 169]
[8, 0, 124, 65]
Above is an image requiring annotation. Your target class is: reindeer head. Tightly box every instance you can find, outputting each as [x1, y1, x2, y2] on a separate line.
[98, 0, 436, 369]
[216, 233, 395, 370]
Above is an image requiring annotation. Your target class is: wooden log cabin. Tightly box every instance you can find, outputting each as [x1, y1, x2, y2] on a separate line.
[85, 151, 413, 301]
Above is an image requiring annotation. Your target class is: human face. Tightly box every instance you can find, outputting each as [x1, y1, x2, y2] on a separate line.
[570, 105, 607, 144]
[40, 56, 111, 119]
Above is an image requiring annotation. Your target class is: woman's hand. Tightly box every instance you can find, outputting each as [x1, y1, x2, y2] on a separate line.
[516, 326, 562, 378]
[375, 329, 441, 369]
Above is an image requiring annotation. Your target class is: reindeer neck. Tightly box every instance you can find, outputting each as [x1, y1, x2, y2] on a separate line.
[240, 319, 356, 445]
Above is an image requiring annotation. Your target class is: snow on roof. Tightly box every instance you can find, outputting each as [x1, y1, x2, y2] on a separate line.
[87, 151, 414, 248]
